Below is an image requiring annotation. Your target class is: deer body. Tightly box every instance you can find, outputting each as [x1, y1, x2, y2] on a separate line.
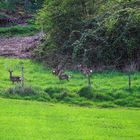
[77, 64, 93, 76]
[9, 70, 21, 84]
[52, 67, 70, 81]
[52, 68, 64, 76]
[77, 64, 93, 87]
[58, 73, 70, 81]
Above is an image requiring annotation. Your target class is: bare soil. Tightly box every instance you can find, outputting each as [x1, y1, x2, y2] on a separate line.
[0, 35, 40, 58]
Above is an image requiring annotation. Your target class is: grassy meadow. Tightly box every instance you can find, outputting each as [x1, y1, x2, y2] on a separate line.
[0, 57, 140, 107]
[0, 98, 140, 140]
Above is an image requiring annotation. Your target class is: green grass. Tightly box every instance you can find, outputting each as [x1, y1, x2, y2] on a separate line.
[0, 98, 140, 140]
[0, 57, 140, 107]
[0, 25, 39, 37]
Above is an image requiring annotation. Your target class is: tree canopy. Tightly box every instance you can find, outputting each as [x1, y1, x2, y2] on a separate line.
[34, 0, 140, 69]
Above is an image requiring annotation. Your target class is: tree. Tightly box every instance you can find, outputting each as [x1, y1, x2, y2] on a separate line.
[35, 0, 140, 69]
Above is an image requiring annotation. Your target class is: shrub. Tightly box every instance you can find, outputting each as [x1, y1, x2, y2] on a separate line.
[6, 85, 38, 96]
[78, 86, 113, 101]
[45, 87, 78, 101]
[4, 85, 51, 101]
[78, 86, 95, 99]
[114, 98, 140, 107]
[45, 87, 68, 97]
[109, 90, 130, 99]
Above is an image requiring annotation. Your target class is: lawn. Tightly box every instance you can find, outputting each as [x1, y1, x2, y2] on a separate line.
[0, 98, 140, 140]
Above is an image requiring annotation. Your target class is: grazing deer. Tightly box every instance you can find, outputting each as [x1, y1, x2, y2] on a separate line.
[52, 66, 70, 81]
[58, 72, 71, 81]
[52, 67, 64, 76]
[52, 57, 71, 81]
[9, 69, 22, 84]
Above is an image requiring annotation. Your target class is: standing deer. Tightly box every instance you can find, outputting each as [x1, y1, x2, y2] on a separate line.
[77, 64, 93, 87]
[9, 69, 22, 84]
[77, 64, 93, 76]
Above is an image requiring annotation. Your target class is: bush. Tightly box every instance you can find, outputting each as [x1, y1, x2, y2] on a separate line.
[78, 86, 95, 99]
[78, 86, 113, 101]
[45, 87, 78, 101]
[6, 85, 38, 96]
[109, 90, 130, 99]
[114, 98, 140, 107]
[4, 85, 51, 101]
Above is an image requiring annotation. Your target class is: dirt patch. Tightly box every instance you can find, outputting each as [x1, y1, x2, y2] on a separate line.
[0, 35, 40, 58]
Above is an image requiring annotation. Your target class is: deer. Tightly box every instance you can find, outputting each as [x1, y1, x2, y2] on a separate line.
[52, 68, 71, 81]
[9, 69, 22, 84]
[77, 64, 93, 87]
[52, 57, 71, 81]
[58, 71, 71, 81]
[52, 66, 70, 81]
[77, 64, 93, 76]
[52, 67, 63, 76]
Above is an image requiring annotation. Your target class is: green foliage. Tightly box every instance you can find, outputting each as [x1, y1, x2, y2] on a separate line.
[0, 0, 45, 13]
[36, 0, 140, 68]
[78, 86, 95, 99]
[3, 85, 51, 102]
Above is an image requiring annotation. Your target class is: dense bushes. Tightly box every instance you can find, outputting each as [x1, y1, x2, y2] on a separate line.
[71, 7, 140, 68]
[35, 0, 140, 69]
